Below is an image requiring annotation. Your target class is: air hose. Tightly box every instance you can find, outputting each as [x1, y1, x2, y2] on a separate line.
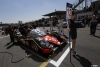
[0, 52, 32, 63]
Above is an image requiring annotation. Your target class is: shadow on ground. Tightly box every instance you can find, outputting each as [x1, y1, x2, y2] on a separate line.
[4, 42, 19, 49]
[4, 41, 68, 63]
[94, 35, 100, 38]
[73, 55, 92, 67]
[97, 29, 100, 30]
[4, 42, 46, 62]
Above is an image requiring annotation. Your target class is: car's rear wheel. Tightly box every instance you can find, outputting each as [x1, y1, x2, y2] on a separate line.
[17, 36, 21, 43]
[31, 41, 39, 52]
[25, 41, 30, 46]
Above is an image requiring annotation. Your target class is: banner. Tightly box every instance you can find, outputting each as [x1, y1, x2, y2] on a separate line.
[66, 2, 72, 20]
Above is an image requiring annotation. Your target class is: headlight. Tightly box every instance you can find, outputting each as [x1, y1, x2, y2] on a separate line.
[49, 38, 51, 40]
[45, 38, 48, 40]
[40, 40, 45, 45]
[40, 40, 50, 47]
[57, 42, 61, 45]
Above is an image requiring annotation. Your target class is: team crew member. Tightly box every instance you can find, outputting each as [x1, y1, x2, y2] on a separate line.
[68, 11, 77, 56]
[90, 11, 98, 36]
[42, 18, 45, 29]
[19, 24, 27, 37]
[8, 25, 15, 43]
[49, 17, 53, 31]
[58, 16, 64, 35]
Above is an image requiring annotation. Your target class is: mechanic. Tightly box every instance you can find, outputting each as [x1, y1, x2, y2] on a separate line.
[87, 15, 91, 27]
[90, 11, 98, 36]
[68, 11, 77, 56]
[58, 16, 64, 35]
[19, 24, 27, 38]
[7, 25, 15, 43]
[24, 24, 28, 29]
[42, 18, 45, 29]
[34, 21, 37, 28]
[49, 17, 53, 31]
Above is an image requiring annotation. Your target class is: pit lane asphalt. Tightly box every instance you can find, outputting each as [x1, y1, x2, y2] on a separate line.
[0, 24, 100, 67]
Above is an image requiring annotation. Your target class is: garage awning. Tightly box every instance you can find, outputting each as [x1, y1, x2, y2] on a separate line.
[43, 11, 66, 16]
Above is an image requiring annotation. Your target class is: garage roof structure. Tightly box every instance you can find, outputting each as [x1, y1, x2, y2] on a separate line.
[43, 11, 66, 16]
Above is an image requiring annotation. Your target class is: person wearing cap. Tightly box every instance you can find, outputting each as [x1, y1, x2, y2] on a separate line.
[68, 11, 77, 56]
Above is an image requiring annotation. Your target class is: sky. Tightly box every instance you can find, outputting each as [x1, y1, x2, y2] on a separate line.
[0, 0, 83, 23]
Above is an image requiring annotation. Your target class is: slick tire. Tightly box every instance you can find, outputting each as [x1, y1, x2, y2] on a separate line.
[31, 41, 39, 52]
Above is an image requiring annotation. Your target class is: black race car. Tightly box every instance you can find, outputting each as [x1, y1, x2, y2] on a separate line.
[15, 28, 68, 54]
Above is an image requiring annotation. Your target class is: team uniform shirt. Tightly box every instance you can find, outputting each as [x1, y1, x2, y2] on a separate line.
[90, 15, 98, 25]
[42, 22, 45, 25]
[34, 22, 37, 25]
[49, 20, 53, 25]
[58, 19, 63, 26]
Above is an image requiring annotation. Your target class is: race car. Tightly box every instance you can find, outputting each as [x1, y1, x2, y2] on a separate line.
[15, 28, 68, 54]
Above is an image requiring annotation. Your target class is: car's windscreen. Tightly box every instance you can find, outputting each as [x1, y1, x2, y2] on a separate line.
[30, 28, 46, 36]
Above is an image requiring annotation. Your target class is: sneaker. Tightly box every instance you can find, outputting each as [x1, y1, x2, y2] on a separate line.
[71, 49, 78, 56]
[93, 34, 95, 36]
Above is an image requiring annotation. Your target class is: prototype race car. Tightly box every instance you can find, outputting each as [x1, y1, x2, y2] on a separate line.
[15, 28, 68, 54]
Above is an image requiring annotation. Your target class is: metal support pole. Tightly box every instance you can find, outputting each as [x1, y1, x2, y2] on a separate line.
[85, 0, 87, 11]
[82, 1, 83, 10]
[69, 32, 71, 62]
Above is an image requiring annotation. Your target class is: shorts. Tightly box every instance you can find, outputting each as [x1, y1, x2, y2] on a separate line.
[70, 32, 77, 39]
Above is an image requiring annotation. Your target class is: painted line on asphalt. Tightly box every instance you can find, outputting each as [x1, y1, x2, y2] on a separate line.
[48, 42, 72, 67]
[0, 35, 9, 39]
[39, 53, 57, 67]
[39, 42, 72, 67]
[39, 61, 49, 67]
[21, 41, 72, 67]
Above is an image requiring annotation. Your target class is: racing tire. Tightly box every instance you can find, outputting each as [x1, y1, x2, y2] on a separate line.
[31, 41, 39, 52]
[16, 36, 21, 43]
[25, 40, 30, 47]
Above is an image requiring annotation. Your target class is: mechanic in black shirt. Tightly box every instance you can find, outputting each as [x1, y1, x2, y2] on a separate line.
[19, 24, 27, 37]
[8, 25, 15, 43]
[24, 24, 28, 29]
[68, 11, 77, 56]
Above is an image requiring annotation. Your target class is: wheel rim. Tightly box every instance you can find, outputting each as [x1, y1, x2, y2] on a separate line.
[32, 44, 38, 51]
[25, 41, 29, 46]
